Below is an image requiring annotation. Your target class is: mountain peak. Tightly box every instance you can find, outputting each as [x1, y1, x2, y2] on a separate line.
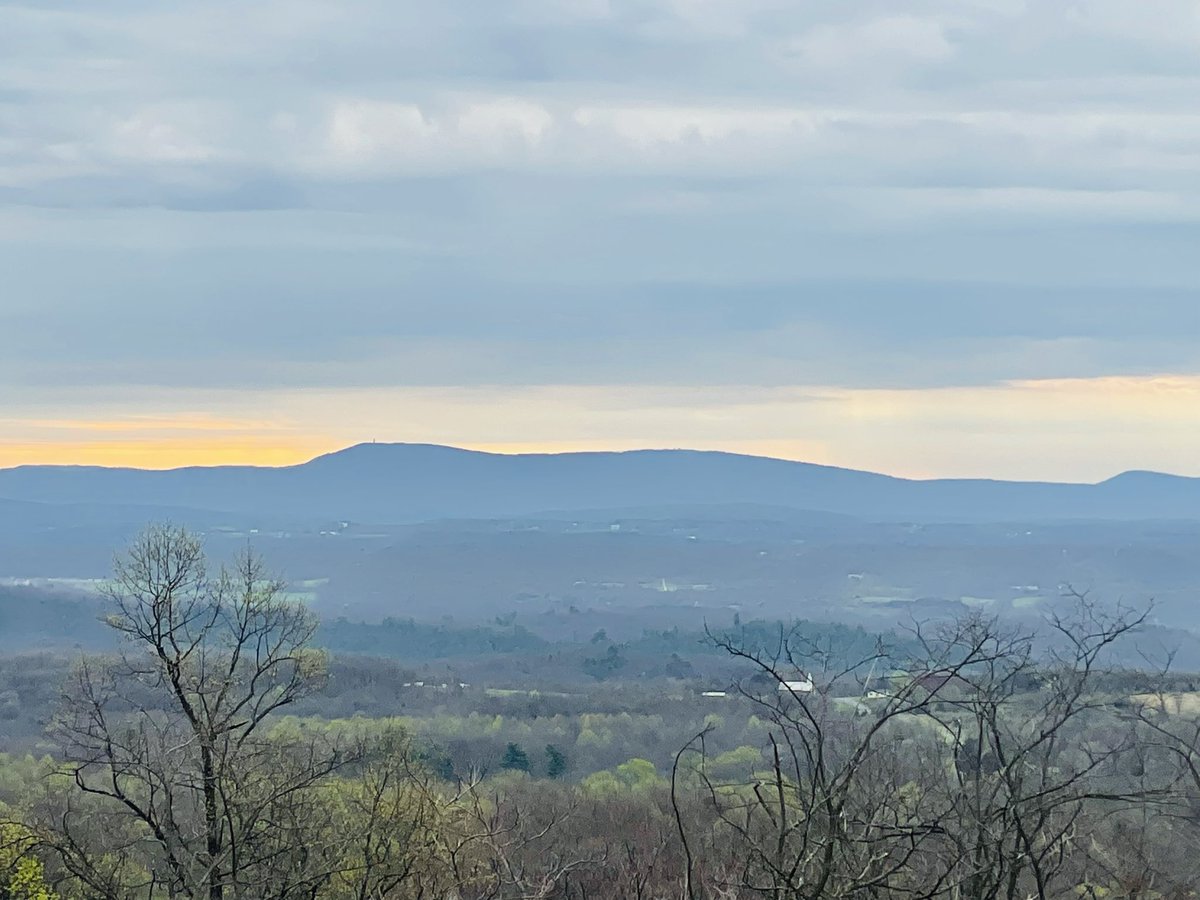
[0, 445, 1194, 524]
[1101, 469, 1192, 485]
[303, 442, 503, 467]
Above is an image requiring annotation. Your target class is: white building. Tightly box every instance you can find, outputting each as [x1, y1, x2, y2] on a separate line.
[778, 674, 814, 694]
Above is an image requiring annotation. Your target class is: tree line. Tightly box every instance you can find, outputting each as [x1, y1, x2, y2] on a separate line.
[4, 525, 1200, 898]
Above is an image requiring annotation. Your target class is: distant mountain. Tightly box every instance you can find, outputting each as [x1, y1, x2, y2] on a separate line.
[0, 443, 1198, 524]
[0, 497, 245, 530]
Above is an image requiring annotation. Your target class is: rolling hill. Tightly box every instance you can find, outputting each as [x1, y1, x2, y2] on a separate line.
[0, 444, 1196, 524]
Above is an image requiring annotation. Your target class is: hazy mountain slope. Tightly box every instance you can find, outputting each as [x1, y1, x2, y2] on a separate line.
[0, 497, 250, 530]
[0, 497, 288, 579]
[0, 443, 1197, 523]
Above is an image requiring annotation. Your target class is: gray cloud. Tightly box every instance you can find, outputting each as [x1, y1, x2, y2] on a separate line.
[4, 0, 1200, 402]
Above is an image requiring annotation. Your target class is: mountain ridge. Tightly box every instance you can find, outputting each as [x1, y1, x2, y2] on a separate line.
[0, 442, 1196, 524]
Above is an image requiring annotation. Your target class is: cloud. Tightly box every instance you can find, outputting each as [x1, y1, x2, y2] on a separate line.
[7, 0, 1200, 203]
[106, 108, 221, 164]
[786, 15, 956, 71]
[5, 1, 1200, 475]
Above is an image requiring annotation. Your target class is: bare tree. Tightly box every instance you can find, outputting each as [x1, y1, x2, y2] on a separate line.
[672, 600, 1155, 900]
[437, 777, 605, 900]
[42, 525, 351, 899]
[915, 599, 1156, 900]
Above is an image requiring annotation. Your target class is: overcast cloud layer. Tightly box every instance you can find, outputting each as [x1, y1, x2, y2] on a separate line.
[5, 1, 1200, 477]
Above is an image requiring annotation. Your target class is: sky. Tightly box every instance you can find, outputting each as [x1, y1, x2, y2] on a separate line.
[5, 0, 1200, 481]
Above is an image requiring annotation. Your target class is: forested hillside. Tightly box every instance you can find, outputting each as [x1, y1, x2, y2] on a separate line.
[4, 526, 1200, 898]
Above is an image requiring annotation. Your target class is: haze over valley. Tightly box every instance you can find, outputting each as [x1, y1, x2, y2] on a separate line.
[5, 443, 1200, 656]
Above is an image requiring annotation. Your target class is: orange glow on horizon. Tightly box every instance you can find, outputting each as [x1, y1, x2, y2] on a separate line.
[6, 373, 1200, 480]
[0, 438, 840, 471]
[0, 439, 340, 470]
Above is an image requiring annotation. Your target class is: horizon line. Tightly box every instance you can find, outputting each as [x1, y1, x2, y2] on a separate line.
[0, 439, 1178, 486]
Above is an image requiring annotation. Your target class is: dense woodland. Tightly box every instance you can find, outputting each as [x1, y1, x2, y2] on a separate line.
[5, 526, 1200, 898]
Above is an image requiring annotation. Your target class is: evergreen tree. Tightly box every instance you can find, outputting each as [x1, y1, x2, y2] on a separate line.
[582, 644, 627, 680]
[545, 744, 568, 779]
[501, 742, 530, 773]
[418, 748, 456, 782]
[665, 652, 695, 678]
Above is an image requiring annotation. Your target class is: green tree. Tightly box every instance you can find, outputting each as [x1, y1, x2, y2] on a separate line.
[0, 822, 56, 900]
[582, 644, 626, 680]
[501, 743, 530, 773]
[582, 758, 663, 795]
[545, 744, 568, 779]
